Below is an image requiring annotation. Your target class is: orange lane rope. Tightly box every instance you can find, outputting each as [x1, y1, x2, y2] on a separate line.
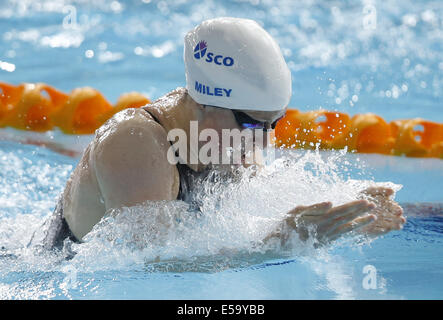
[274, 109, 443, 159]
[1, 82, 442, 159]
[0, 82, 150, 134]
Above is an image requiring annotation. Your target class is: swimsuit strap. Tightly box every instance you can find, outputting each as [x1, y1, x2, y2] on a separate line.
[142, 107, 191, 202]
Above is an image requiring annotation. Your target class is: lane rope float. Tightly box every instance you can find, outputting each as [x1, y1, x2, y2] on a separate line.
[1, 82, 442, 159]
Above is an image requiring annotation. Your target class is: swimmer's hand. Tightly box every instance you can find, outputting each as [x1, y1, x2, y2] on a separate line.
[357, 187, 406, 236]
[264, 200, 377, 247]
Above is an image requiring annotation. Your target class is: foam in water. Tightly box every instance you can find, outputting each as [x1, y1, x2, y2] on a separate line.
[58, 149, 399, 271]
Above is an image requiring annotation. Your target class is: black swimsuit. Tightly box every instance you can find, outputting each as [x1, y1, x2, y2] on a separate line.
[42, 107, 199, 250]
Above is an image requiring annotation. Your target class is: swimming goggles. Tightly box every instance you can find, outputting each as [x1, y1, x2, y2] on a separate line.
[232, 110, 281, 131]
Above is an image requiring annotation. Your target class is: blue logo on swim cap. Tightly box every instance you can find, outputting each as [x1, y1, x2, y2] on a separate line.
[194, 40, 207, 59]
[193, 40, 234, 67]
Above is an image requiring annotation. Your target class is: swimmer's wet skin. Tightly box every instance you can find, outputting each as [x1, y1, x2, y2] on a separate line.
[41, 17, 406, 253]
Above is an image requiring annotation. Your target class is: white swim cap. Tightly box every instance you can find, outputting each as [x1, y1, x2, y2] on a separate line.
[184, 17, 292, 112]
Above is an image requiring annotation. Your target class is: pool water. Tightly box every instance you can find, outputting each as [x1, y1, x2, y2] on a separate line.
[1, 0, 443, 299]
[0, 139, 442, 299]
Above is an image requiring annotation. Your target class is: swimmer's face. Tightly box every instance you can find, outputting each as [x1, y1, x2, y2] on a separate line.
[196, 105, 285, 166]
[198, 105, 241, 133]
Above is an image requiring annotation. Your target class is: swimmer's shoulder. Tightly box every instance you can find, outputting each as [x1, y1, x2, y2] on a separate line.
[91, 106, 175, 171]
[90, 87, 190, 169]
[92, 86, 188, 144]
[90, 107, 179, 205]
[94, 107, 163, 144]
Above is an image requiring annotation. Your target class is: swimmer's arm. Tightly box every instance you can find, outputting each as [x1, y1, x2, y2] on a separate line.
[263, 186, 406, 246]
[92, 110, 179, 211]
[262, 200, 377, 247]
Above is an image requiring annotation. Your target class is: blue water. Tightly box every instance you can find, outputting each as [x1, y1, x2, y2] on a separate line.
[1, 0, 443, 299]
[0, 140, 442, 299]
[1, 0, 442, 121]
